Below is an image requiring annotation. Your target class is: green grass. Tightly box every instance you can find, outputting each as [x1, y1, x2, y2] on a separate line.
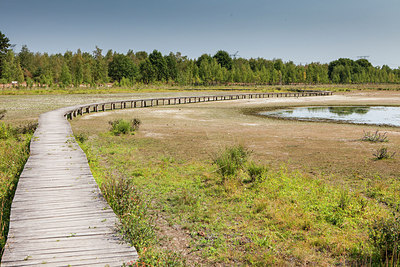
[77, 131, 396, 265]
[0, 123, 33, 253]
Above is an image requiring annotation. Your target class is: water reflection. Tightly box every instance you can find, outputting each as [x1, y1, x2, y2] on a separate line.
[328, 107, 370, 116]
[261, 106, 400, 126]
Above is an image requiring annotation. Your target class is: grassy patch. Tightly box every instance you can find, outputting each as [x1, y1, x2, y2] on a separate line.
[77, 130, 394, 265]
[0, 123, 33, 254]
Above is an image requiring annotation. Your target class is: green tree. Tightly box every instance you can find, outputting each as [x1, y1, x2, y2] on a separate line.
[14, 58, 24, 83]
[148, 50, 168, 81]
[196, 54, 213, 68]
[165, 52, 178, 81]
[0, 50, 14, 83]
[71, 50, 84, 86]
[108, 53, 138, 82]
[213, 50, 232, 70]
[92, 46, 108, 84]
[18, 45, 35, 78]
[139, 59, 155, 84]
[199, 59, 212, 84]
[59, 63, 72, 87]
[0, 31, 11, 77]
[0, 50, 24, 84]
[135, 51, 148, 64]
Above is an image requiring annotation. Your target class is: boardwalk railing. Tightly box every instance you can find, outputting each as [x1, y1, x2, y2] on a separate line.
[65, 91, 332, 119]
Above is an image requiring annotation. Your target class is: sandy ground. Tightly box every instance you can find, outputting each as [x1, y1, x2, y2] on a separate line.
[72, 91, 400, 182]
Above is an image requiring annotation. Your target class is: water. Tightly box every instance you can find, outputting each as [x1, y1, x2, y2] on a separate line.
[260, 106, 400, 127]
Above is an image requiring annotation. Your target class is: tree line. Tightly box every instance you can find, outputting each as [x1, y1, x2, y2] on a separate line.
[0, 34, 399, 87]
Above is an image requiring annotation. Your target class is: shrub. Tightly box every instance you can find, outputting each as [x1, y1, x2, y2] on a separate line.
[109, 118, 141, 136]
[74, 132, 88, 143]
[246, 161, 268, 183]
[212, 145, 250, 178]
[369, 215, 400, 262]
[14, 122, 38, 134]
[0, 110, 6, 120]
[362, 130, 388, 143]
[373, 147, 395, 160]
[0, 122, 38, 140]
[101, 175, 154, 251]
[131, 118, 141, 131]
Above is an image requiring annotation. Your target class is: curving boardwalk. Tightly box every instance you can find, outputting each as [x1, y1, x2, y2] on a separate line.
[2, 107, 138, 266]
[1, 91, 332, 266]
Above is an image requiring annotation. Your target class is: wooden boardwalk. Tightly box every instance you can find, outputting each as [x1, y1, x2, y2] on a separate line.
[2, 107, 138, 266]
[2, 91, 332, 266]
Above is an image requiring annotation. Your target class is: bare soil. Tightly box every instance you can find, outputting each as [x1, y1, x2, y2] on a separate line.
[75, 90, 400, 181]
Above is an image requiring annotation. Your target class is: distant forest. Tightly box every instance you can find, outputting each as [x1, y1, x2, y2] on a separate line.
[1, 45, 400, 87]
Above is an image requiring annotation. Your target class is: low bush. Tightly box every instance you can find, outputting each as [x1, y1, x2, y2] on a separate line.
[362, 130, 388, 143]
[0, 122, 38, 140]
[109, 118, 141, 136]
[212, 145, 249, 178]
[373, 147, 396, 160]
[74, 132, 88, 143]
[246, 161, 268, 183]
[369, 215, 400, 264]
[14, 122, 38, 135]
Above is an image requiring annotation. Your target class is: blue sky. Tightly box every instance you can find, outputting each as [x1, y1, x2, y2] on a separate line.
[1, 0, 399, 67]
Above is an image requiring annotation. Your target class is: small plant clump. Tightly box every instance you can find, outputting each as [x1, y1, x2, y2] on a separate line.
[373, 147, 396, 160]
[0, 110, 6, 120]
[213, 145, 269, 184]
[74, 133, 88, 143]
[109, 118, 141, 136]
[246, 161, 268, 183]
[369, 215, 400, 264]
[361, 130, 389, 143]
[212, 145, 250, 178]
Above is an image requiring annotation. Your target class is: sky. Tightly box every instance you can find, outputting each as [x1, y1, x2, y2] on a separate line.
[0, 0, 399, 68]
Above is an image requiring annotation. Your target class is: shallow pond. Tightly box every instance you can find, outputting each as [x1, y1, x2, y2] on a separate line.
[260, 106, 400, 127]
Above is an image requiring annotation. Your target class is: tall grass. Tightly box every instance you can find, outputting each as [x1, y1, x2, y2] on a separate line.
[369, 215, 400, 265]
[0, 122, 34, 255]
[101, 175, 154, 251]
[212, 145, 250, 178]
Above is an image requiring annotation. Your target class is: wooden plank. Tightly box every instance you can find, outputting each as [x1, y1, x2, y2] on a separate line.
[1, 107, 138, 266]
